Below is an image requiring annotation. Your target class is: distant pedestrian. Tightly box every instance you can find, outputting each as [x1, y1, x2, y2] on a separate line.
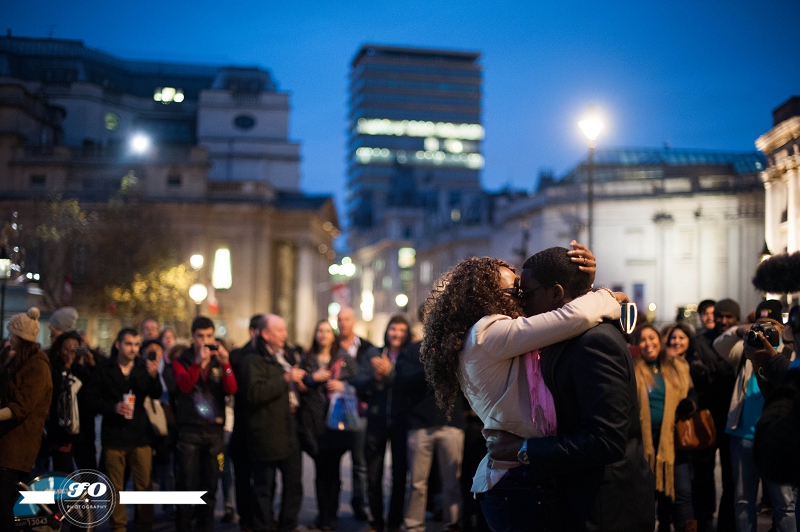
[0, 308, 53, 530]
[171, 317, 237, 532]
[87, 327, 161, 532]
[337, 307, 373, 521]
[299, 319, 359, 530]
[235, 314, 305, 532]
[353, 315, 410, 532]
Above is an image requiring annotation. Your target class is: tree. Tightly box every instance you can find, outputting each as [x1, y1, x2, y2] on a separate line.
[15, 172, 193, 322]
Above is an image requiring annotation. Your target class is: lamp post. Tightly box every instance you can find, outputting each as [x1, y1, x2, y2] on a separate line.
[189, 283, 208, 318]
[0, 246, 11, 331]
[579, 108, 604, 250]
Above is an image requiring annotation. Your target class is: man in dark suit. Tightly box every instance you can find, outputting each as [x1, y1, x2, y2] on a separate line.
[487, 247, 654, 531]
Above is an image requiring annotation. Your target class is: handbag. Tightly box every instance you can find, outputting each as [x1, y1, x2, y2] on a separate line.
[326, 385, 365, 431]
[144, 396, 169, 437]
[675, 408, 716, 450]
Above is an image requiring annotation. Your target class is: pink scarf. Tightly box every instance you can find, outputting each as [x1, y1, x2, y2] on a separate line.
[525, 350, 557, 436]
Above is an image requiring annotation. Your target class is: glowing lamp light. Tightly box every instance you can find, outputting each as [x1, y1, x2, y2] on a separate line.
[398, 248, 416, 269]
[579, 109, 604, 143]
[0, 247, 11, 280]
[648, 303, 657, 312]
[189, 283, 208, 305]
[395, 294, 409, 308]
[361, 290, 374, 322]
[328, 302, 341, 316]
[189, 254, 204, 270]
[130, 134, 151, 154]
[212, 248, 232, 290]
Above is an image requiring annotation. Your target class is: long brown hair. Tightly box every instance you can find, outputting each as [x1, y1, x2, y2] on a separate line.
[632, 323, 682, 390]
[420, 257, 522, 419]
[305, 319, 340, 367]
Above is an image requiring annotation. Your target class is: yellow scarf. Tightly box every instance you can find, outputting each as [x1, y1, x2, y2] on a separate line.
[636, 356, 691, 500]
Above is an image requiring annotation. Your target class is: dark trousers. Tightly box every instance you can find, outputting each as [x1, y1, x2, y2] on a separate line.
[73, 438, 98, 471]
[351, 426, 368, 513]
[252, 446, 303, 532]
[692, 432, 734, 531]
[366, 423, 407, 531]
[231, 433, 254, 530]
[478, 471, 546, 532]
[175, 427, 225, 532]
[0, 468, 26, 531]
[313, 446, 348, 528]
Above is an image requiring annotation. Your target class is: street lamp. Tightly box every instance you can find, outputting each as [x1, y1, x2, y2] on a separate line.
[579, 108, 604, 250]
[0, 246, 11, 330]
[189, 283, 208, 317]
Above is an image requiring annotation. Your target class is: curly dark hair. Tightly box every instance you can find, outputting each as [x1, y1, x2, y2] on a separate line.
[420, 257, 522, 419]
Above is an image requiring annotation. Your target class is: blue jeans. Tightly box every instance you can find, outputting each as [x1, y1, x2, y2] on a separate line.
[657, 450, 694, 531]
[731, 435, 797, 532]
[479, 471, 546, 532]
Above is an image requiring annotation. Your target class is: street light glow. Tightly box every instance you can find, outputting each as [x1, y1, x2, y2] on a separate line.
[579, 112, 604, 143]
[189, 283, 208, 305]
[190, 254, 204, 270]
[130, 133, 152, 154]
[395, 293, 409, 307]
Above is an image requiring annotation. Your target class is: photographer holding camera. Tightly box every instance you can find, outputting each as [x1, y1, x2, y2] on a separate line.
[171, 316, 237, 532]
[712, 300, 797, 532]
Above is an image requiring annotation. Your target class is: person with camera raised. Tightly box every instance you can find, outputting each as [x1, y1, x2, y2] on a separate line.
[713, 300, 797, 532]
[171, 316, 237, 532]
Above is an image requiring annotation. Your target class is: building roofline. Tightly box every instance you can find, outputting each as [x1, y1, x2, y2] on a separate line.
[352, 44, 480, 67]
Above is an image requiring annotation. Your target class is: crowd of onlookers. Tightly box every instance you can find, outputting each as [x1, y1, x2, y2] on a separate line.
[630, 298, 799, 532]
[1, 294, 799, 532]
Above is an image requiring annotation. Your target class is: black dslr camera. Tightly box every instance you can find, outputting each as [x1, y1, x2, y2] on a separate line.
[747, 322, 781, 349]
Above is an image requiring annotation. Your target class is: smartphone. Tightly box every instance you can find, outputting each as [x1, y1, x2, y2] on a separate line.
[146, 350, 157, 361]
[204, 344, 218, 352]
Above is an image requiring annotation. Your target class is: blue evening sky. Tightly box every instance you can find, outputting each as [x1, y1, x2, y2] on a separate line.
[6, 0, 800, 222]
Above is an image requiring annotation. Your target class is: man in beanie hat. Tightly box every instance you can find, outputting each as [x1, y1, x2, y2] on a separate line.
[688, 298, 740, 531]
[49, 306, 79, 343]
[0, 308, 53, 529]
[712, 300, 798, 531]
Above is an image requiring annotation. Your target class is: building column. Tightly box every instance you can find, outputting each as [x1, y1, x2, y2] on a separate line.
[295, 242, 316, 348]
[764, 179, 776, 255]
[788, 170, 798, 253]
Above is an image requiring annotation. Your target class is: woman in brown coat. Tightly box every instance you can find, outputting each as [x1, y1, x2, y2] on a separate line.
[0, 308, 53, 529]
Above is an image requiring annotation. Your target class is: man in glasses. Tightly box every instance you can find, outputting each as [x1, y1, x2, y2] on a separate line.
[486, 247, 653, 531]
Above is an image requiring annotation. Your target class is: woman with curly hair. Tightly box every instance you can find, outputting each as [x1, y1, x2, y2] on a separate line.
[420, 243, 622, 532]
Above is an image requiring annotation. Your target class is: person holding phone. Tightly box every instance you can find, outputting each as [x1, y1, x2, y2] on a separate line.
[170, 316, 237, 532]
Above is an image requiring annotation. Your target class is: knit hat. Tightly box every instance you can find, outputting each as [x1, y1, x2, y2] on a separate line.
[755, 299, 783, 323]
[49, 306, 78, 333]
[8, 307, 41, 343]
[714, 299, 740, 320]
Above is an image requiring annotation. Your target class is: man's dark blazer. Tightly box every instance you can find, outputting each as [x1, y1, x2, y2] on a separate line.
[530, 321, 654, 531]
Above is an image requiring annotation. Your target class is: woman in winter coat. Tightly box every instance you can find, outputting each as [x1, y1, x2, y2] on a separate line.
[0, 308, 53, 529]
[299, 319, 360, 531]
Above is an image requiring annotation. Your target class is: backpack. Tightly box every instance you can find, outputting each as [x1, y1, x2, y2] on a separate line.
[56, 372, 82, 435]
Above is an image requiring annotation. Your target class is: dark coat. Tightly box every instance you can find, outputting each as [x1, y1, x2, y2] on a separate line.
[688, 330, 737, 433]
[0, 347, 53, 472]
[171, 347, 228, 430]
[754, 368, 800, 486]
[234, 340, 292, 463]
[85, 355, 162, 448]
[532, 322, 654, 532]
[393, 341, 465, 431]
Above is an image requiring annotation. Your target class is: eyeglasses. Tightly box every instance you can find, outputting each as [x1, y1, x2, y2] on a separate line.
[500, 280, 559, 299]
